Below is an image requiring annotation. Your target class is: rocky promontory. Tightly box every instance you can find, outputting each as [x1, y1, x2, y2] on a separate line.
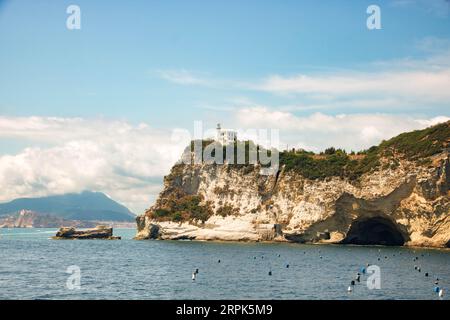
[136, 121, 450, 248]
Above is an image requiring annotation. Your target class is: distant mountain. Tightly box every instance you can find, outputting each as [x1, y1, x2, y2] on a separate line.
[0, 210, 98, 228]
[0, 191, 135, 222]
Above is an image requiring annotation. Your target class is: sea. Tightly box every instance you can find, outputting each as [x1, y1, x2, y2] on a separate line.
[0, 228, 448, 300]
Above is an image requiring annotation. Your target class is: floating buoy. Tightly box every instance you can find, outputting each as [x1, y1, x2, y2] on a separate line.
[439, 289, 444, 298]
[278, 254, 281, 257]
[268, 271, 272, 276]
[348, 286, 353, 292]
[414, 265, 417, 270]
[425, 273, 429, 277]
[320, 256, 323, 259]
[286, 264, 290, 268]
[378, 258, 381, 261]
[434, 286, 440, 293]
[356, 274, 361, 282]
[254, 256, 256, 259]
[350, 280, 355, 286]
[218, 259, 221, 263]
[418, 267, 421, 272]
[195, 268, 199, 274]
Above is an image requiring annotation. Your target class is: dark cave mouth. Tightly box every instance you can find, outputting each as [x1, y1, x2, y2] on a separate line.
[342, 217, 406, 246]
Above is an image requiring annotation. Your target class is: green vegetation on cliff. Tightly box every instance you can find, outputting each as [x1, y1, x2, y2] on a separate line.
[188, 140, 269, 166]
[181, 121, 450, 179]
[182, 121, 448, 181]
[378, 121, 449, 160]
[280, 121, 449, 179]
[147, 193, 213, 223]
[280, 146, 380, 180]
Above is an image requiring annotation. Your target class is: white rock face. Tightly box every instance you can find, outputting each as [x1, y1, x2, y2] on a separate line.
[135, 152, 449, 248]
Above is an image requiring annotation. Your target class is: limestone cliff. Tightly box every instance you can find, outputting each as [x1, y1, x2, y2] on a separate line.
[136, 121, 450, 248]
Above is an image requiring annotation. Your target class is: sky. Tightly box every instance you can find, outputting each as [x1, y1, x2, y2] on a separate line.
[0, 0, 449, 213]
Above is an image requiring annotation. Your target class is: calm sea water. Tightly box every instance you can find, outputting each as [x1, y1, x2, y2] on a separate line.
[0, 228, 448, 300]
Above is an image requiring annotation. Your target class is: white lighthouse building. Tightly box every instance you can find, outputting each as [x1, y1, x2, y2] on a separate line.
[216, 123, 237, 145]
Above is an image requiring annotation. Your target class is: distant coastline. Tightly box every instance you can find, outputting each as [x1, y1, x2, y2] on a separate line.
[0, 210, 136, 229]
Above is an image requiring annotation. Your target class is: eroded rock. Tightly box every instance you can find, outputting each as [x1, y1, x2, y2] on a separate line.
[53, 225, 120, 240]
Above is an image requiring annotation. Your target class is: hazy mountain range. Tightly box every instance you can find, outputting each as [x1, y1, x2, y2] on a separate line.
[0, 191, 135, 222]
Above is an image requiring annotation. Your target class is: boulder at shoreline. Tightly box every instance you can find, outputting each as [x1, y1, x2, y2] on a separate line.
[52, 225, 121, 240]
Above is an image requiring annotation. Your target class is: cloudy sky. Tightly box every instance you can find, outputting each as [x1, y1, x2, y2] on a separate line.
[0, 0, 449, 213]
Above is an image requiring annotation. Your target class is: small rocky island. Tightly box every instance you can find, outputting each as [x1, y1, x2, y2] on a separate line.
[53, 225, 121, 240]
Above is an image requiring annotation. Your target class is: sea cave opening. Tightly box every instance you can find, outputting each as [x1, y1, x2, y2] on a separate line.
[342, 217, 406, 246]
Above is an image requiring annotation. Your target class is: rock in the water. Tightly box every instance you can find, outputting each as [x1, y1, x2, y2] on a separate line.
[53, 225, 120, 240]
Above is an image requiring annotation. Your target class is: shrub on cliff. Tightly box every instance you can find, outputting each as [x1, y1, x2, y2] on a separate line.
[216, 205, 238, 217]
[378, 121, 449, 160]
[280, 150, 356, 179]
[148, 194, 213, 223]
[175, 121, 448, 181]
[279, 121, 449, 180]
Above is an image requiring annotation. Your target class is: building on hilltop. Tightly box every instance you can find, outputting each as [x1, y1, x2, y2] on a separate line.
[216, 123, 237, 145]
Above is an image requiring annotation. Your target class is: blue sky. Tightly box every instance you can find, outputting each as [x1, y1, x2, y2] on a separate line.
[0, 0, 449, 212]
[1, 0, 449, 124]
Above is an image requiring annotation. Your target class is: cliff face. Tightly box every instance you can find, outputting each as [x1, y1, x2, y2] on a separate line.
[136, 122, 450, 248]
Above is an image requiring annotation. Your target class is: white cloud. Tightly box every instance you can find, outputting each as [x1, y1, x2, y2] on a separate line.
[157, 69, 209, 85]
[157, 42, 450, 112]
[390, 0, 450, 17]
[234, 107, 450, 152]
[256, 68, 450, 105]
[249, 46, 450, 110]
[0, 117, 190, 214]
[415, 36, 450, 54]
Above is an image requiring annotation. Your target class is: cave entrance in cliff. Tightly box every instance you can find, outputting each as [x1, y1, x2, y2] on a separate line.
[342, 217, 405, 246]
